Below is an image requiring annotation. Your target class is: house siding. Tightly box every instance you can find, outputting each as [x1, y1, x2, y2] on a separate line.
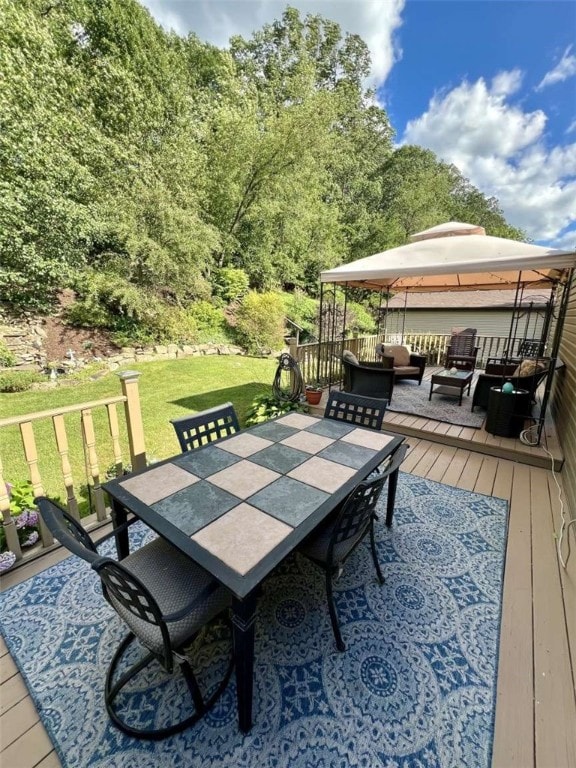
[554, 272, 576, 517]
[386, 309, 545, 339]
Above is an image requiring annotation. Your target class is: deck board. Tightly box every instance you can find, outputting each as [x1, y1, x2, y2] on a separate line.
[531, 466, 576, 768]
[492, 462, 535, 768]
[1, 430, 575, 768]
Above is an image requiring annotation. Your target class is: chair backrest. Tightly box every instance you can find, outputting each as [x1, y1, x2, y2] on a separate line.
[92, 557, 172, 665]
[448, 327, 477, 355]
[341, 358, 395, 402]
[324, 390, 386, 430]
[35, 496, 99, 563]
[517, 339, 544, 358]
[170, 402, 240, 453]
[330, 443, 408, 560]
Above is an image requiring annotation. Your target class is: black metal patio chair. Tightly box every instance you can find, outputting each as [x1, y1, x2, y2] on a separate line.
[298, 443, 408, 651]
[324, 389, 387, 431]
[36, 497, 234, 740]
[170, 402, 240, 453]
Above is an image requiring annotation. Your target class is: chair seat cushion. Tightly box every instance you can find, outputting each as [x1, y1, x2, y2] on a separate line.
[383, 345, 411, 367]
[110, 538, 230, 654]
[393, 366, 420, 376]
[300, 518, 364, 564]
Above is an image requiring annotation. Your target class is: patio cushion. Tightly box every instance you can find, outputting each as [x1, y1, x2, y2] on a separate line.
[393, 365, 420, 376]
[383, 345, 411, 367]
[513, 359, 546, 377]
[342, 349, 359, 366]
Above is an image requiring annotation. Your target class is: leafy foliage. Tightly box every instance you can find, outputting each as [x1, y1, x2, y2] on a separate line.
[245, 391, 308, 425]
[0, 371, 43, 392]
[0, 341, 16, 368]
[235, 291, 286, 354]
[213, 268, 250, 303]
[0, 1, 524, 324]
[0, 481, 41, 561]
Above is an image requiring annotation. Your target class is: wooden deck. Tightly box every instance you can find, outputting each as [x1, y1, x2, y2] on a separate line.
[311, 367, 565, 471]
[1, 421, 575, 766]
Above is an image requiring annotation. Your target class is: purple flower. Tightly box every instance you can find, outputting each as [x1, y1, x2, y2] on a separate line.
[26, 509, 39, 527]
[0, 551, 16, 572]
[22, 531, 39, 548]
[15, 509, 39, 528]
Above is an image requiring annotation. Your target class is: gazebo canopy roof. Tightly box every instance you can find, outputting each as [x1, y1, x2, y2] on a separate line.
[320, 222, 576, 292]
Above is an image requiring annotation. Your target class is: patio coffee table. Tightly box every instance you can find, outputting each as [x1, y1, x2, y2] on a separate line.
[104, 413, 404, 733]
[429, 369, 473, 406]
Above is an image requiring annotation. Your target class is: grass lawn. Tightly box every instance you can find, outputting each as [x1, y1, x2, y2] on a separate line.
[0, 356, 277, 512]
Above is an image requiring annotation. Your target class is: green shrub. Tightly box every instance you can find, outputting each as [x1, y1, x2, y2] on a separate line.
[66, 271, 164, 330]
[187, 301, 230, 343]
[0, 481, 41, 564]
[0, 371, 43, 392]
[0, 340, 16, 368]
[281, 290, 319, 340]
[245, 392, 308, 425]
[346, 300, 376, 334]
[213, 268, 250, 303]
[235, 291, 286, 354]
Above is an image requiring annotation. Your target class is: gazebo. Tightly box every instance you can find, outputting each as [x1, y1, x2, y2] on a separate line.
[318, 222, 576, 444]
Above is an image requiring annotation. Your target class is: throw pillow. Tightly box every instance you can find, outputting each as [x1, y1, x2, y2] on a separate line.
[513, 359, 546, 377]
[342, 349, 359, 366]
[383, 344, 411, 367]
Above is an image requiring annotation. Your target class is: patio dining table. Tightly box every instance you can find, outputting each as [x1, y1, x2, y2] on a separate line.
[103, 412, 404, 733]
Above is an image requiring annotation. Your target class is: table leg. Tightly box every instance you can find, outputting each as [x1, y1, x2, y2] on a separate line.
[232, 591, 258, 733]
[110, 499, 129, 560]
[385, 466, 400, 527]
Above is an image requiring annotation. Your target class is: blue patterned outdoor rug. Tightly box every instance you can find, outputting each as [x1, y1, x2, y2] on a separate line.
[0, 473, 508, 768]
[387, 379, 484, 429]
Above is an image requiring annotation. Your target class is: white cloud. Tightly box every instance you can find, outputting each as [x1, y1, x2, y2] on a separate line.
[402, 72, 576, 244]
[546, 226, 576, 251]
[536, 45, 576, 90]
[567, 118, 576, 134]
[139, 0, 405, 88]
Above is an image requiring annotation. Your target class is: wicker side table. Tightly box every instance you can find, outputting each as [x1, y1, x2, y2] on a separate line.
[486, 387, 530, 438]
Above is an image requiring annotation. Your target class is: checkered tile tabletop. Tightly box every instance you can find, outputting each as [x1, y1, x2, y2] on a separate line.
[105, 413, 400, 597]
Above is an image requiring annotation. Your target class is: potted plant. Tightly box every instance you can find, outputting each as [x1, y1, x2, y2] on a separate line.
[305, 383, 323, 405]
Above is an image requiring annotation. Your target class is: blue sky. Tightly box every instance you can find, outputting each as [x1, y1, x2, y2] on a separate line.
[140, 1, 576, 249]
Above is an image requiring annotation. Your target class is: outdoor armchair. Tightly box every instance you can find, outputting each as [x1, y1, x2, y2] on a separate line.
[375, 343, 427, 384]
[471, 357, 550, 411]
[36, 497, 234, 740]
[342, 350, 395, 402]
[444, 327, 479, 371]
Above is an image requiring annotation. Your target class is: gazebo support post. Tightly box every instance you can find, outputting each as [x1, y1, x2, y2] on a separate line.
[317, 282, 324, 386]
[540, 284, 557, 355]
[536, 270, 573, 445]
[504, 273, 524, 359]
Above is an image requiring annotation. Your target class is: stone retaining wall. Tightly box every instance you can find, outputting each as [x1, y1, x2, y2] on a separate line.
[0, 307, 245, 372]
[0, 310, 46, 370]
[104, 343, 245, 370]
